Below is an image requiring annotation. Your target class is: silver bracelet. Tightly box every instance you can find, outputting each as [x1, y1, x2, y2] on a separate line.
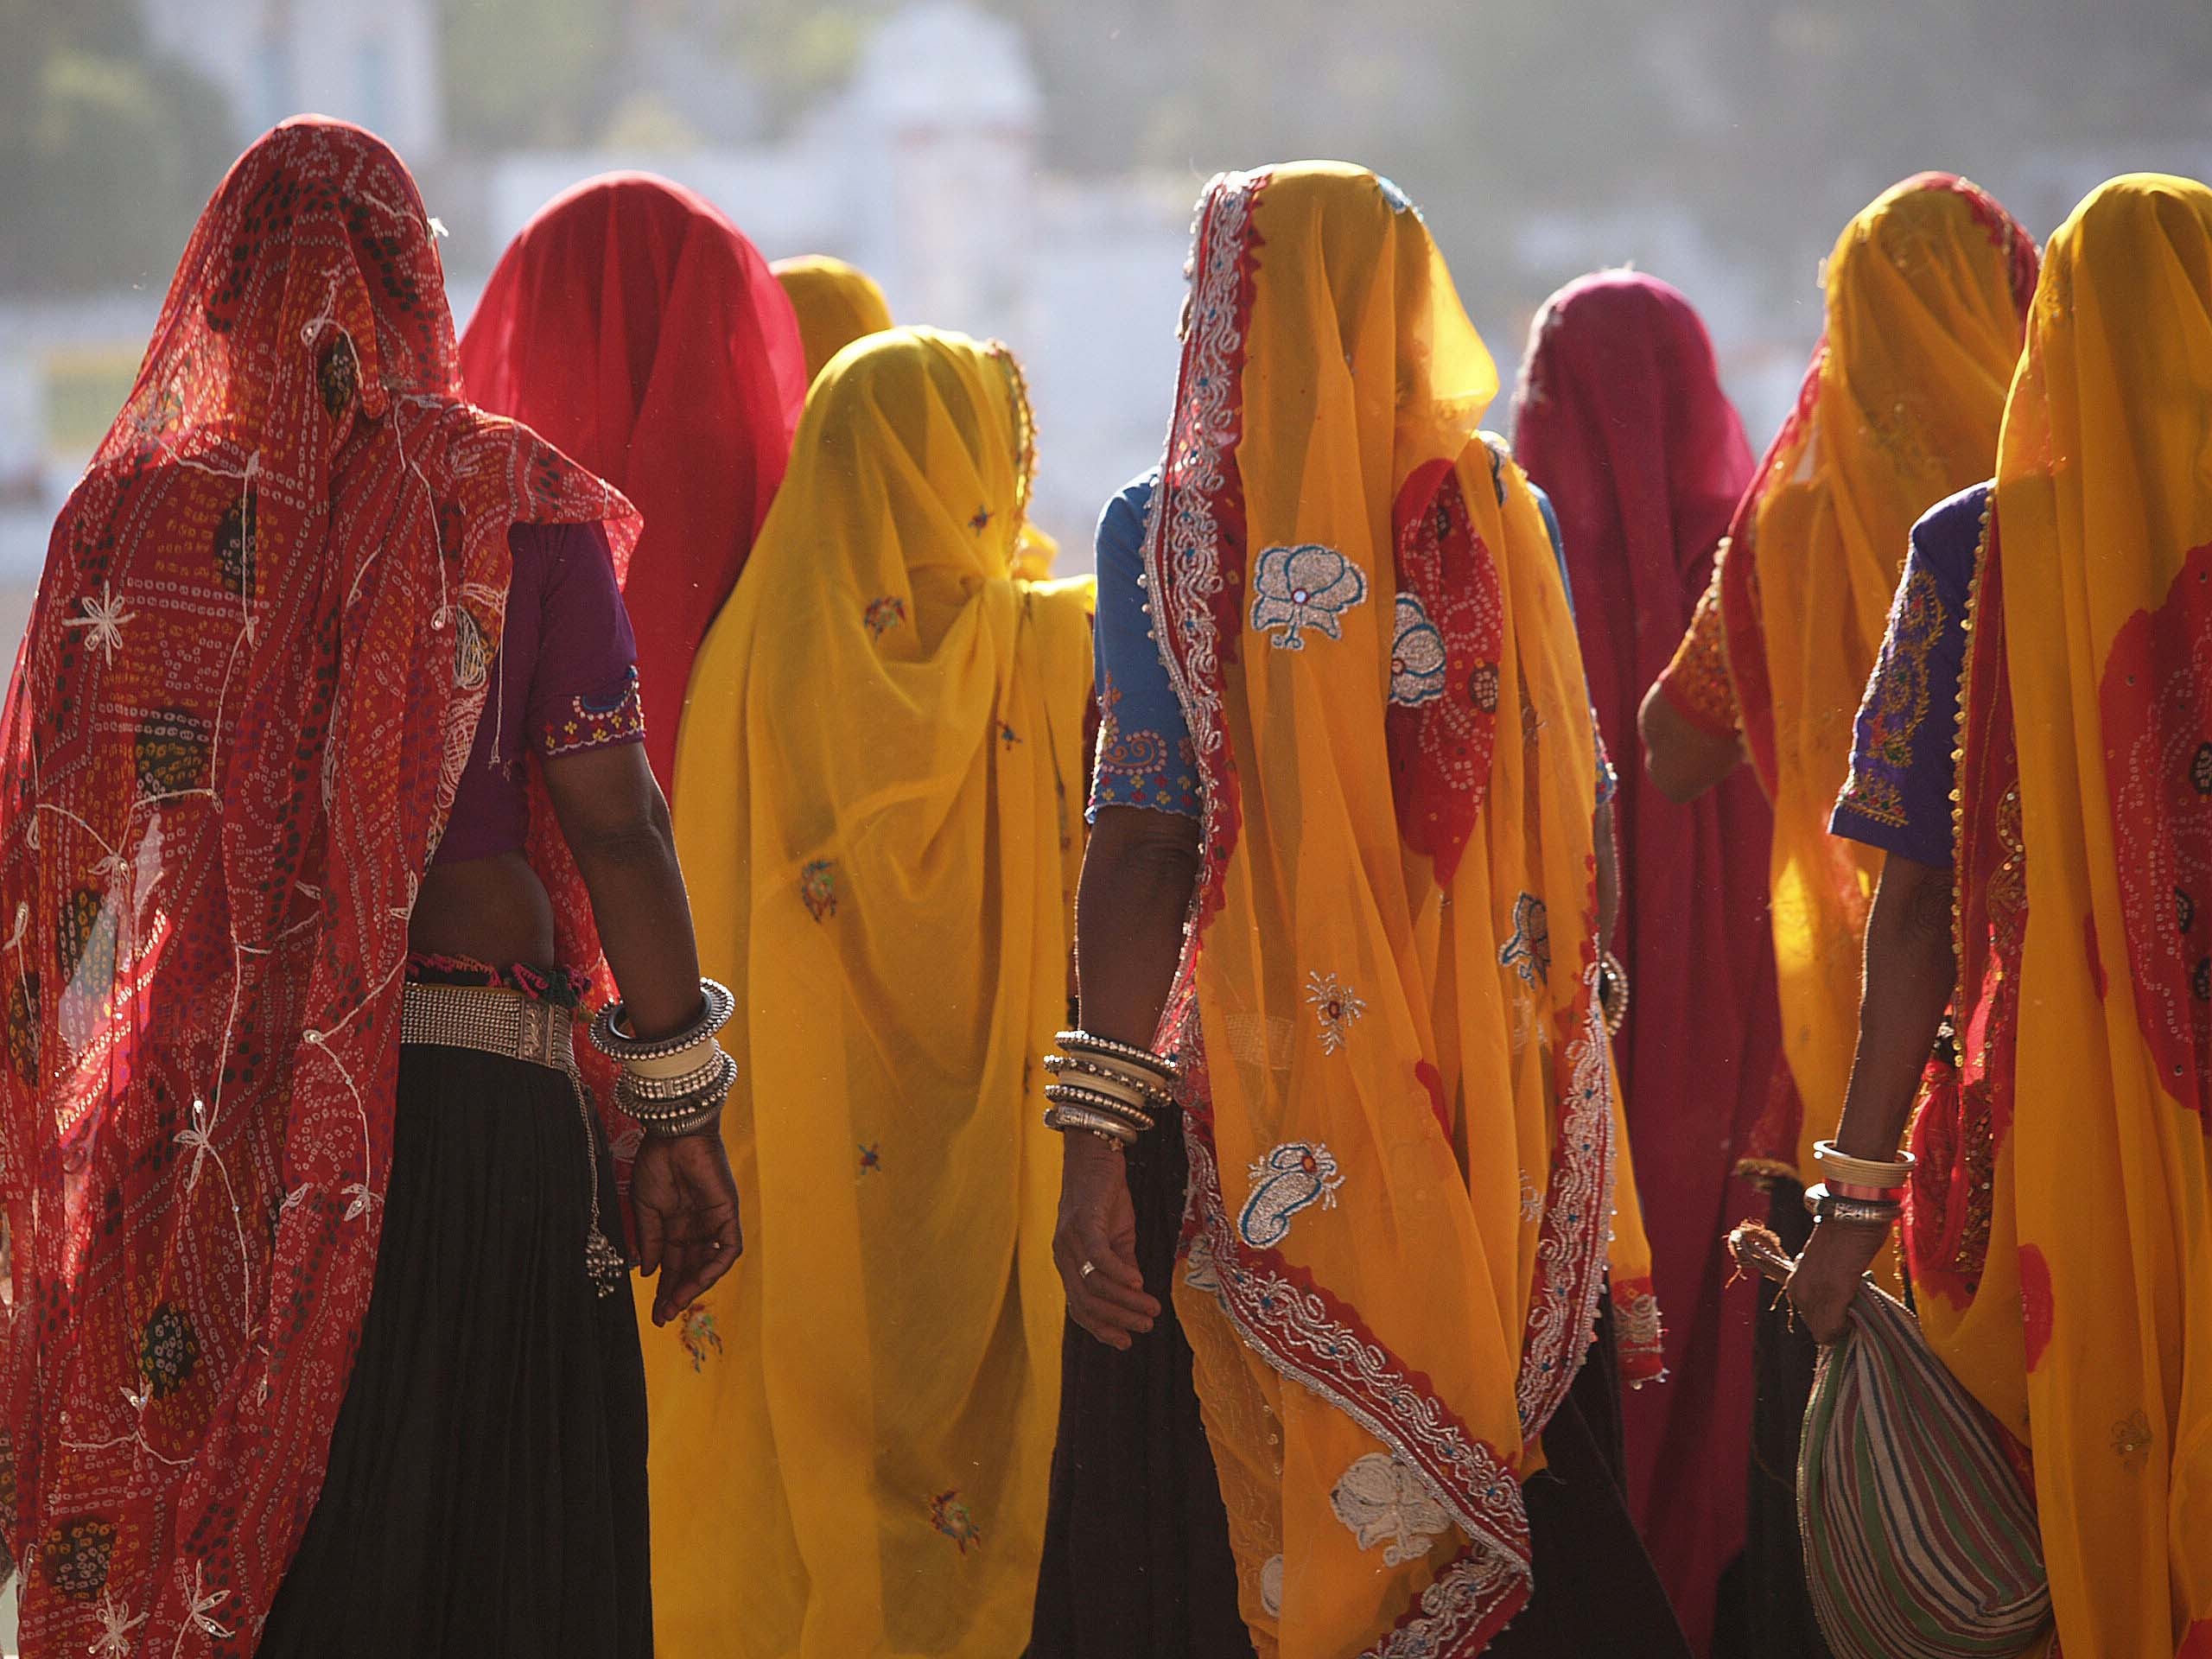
[639, 1098, 726, 1139]
[619, 1051, 737, 1123]
[621, 1045, 735, 1103]
[1042, 1080, 1154, 1134]
[590, 978, 735, 1063]
[1043, 1103, 1138, 1147]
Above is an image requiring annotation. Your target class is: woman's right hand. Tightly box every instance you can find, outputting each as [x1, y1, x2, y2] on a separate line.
[1784, 1217, 1888, 1344]
[1052, 1134, 1160, 1350]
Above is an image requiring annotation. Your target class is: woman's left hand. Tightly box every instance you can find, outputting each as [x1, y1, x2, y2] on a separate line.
[632, 1129, 743, 1325]
[1784, 1218, 1888, 1344]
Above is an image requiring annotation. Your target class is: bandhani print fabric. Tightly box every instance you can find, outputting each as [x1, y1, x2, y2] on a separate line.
[1910, 175, 2212, 1655]
[1147, 165, 1620, 1658]
[0, 119, 634, 1656]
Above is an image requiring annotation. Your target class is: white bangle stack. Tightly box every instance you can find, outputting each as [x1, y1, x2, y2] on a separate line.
[1041, 1029, 1178, 1148]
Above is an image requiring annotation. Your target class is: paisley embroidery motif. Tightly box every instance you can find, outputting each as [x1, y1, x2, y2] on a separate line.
[1305, 969, 1367, 1054]
[1389, 592, 1447, 707]
[1498, 893, 1550, 988]
[1330, 1451, 1452, 1567]
[1249, 543, 1369, 650]
[1238, 1141, 1345, 1248]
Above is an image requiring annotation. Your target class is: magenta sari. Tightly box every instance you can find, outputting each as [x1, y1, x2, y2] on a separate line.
[1513, 271, 1779, 1655]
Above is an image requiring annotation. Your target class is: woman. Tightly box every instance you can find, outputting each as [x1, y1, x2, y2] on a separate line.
[1515, 270, 1776, 1654]
[1035, 162, 1684, 1659]
[1639, 175, 2036, 1656]
[461, 173, 809, 793]
[771, 252, 895, 384]
[1789, 173, 2212, 1658]
[644, 327, 1094, 1658]
[0, 119, 740, 1657]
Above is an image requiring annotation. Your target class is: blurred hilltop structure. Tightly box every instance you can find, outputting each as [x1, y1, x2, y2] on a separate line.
[6, 0, 2212, 607]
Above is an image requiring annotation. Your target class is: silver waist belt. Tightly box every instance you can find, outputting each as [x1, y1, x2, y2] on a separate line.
[400, 981, 576, 1074]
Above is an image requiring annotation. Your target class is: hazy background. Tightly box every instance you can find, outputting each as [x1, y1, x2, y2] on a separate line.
[2, 0, 2211, 1645]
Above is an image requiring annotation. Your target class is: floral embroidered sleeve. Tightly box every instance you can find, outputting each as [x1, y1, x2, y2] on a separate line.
[527, 520, 647, 760]
[1089, 469, 1203, 820]
[1655, 557, 1741, 739]
[1830, 482, 1989, 868]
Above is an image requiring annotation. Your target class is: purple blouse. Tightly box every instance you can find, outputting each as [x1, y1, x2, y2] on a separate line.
[435, 519, 646, 865]
[1830, 482, 1989, 868]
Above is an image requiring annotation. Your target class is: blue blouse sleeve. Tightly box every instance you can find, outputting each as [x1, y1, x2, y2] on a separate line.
[1089, 470, 1203, 820]
[1830, 482, 1989, 868]
[1529, 483, 1618, 808]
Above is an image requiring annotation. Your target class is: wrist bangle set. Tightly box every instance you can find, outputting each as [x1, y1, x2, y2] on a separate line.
[1041, 1029, 1178, 1148]
[1804, 1139, 1915, 1230]
[590, 977, 737, 1138]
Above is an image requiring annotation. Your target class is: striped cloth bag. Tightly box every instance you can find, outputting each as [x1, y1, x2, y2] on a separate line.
[1731, 1224, 2052, 1659]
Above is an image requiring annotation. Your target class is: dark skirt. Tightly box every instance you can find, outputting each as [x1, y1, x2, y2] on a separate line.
[1712, 1179, 1832, 1659]
[1027, 1109, 1688, 1659]
[259, 1044, 652, 1659]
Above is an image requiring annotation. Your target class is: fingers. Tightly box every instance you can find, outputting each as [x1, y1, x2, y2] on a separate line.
[1074, 1213, 1159, 1317]
[1052, 1224, 1158, 1351]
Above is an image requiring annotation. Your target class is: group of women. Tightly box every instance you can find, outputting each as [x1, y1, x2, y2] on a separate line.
[0, 110, 2206, 1659]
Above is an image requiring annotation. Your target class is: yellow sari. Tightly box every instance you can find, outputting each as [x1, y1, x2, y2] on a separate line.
[1694, 174, 2037, 1179]
[1149, 162, 1620, 1655]
[645, 327, 1094, 1657]
[1932, 173, 2212, 1656]
[771, 253, 895, 383]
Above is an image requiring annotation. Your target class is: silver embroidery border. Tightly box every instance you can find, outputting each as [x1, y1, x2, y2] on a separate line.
[1140, 169, 1263, 769]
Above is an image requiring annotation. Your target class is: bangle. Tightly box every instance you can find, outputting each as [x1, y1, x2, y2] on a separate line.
[1056, 1029, 1177, 1087]
[590, 979, 735, 1063]
[1042, 1052, 1173, 1113]
[1802, 1183, 1901, 1228]
[1043, 1081, 1154, 1135]
[1826, 1178, 1904, 1204]
[638, 1098, 725, 1139]
[619, 1050, 736, 1122]
[620, 1045, 734, 1102]
[1598, 950, 1629, 1037]
[1044, 1103, 1138, 1147]
[1813, 1139, 1914, 1188]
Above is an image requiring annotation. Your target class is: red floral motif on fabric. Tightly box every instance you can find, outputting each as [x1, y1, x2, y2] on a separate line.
[1387, 462, 1503, 884]
[2098, 540, 2212, 1119]
[0, 121, 634, 1656]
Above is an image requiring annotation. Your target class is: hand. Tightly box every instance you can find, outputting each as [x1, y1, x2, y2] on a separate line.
[1052, 1134, 1160, 1351]
[632, 1128, 743, 1326]
[1784, 1218, 1888, 1344]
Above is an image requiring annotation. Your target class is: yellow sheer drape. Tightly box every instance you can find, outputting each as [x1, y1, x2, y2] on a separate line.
[643, 327, 1093, 1657]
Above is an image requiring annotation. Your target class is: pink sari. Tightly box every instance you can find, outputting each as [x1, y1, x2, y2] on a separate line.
[1513, 271, 1778, 1653]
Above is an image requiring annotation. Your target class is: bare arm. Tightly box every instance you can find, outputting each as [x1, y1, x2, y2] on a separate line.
[1052, 805, 1197, 1349]
[541, 741, 740, 1324]
[1786, 852, 1955, 1340]
[1638, 678, 1745, 804]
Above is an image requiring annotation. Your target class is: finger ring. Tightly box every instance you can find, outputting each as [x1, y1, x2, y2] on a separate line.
[1079, 1261, 1096, 1279]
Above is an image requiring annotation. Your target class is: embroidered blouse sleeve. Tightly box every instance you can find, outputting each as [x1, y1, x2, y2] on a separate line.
[1532, 486, 1618, 809]
[1655, 554, 1742, 739]
[1088, 470, 1203, 821]
[527, 520, 647, 760]
[1829, 483, 1988, 868]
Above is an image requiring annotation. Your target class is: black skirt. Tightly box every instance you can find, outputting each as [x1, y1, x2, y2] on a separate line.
[1027, 1109, 1688, 1659]
[1713, 1180, 1834, 1659]
[259, 1044, 652, 1659]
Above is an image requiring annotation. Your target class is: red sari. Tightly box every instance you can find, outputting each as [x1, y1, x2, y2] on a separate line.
[459, 173, 808, 792]
[0, 119, 635, 1655]
[1512, 271, 1777, 1654]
